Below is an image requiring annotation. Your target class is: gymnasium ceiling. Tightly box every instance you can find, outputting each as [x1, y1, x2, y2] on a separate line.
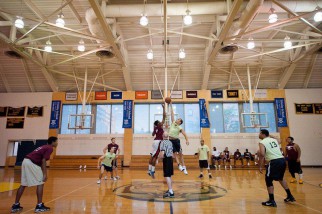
[0, 0, 321, 93]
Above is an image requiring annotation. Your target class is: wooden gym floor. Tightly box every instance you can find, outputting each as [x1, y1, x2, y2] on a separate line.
[0, 167, 322, 214]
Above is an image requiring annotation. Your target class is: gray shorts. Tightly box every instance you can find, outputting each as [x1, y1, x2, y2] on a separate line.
[21, 159, 44, 187]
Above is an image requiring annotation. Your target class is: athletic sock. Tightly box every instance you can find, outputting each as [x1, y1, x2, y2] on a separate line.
[151, 166, 155, 172]
[148, 164, 152, 171]
[14, 203, 20, 205]
[285, 189, 292, 197]
[269, 194, 274, 201]
[299, 174, 303, 179]
[168, 189, 174, 194]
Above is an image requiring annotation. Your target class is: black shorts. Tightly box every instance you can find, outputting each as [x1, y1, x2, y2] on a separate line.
[212, 156, 221, 161]
[170, 139, 182, 153]
[223, 157, 230, 162]
[112, 159, 117, 168]
[102, 164, 113, 172]
[266, 158, 286, 181]
[163, 156, 174, 177]
[199, 160, 209, 168]
[288, 160, 302, 174]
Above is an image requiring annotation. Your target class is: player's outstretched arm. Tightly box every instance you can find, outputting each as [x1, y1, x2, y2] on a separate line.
[181, 129, 189, 145]
[161, 103, 166, 125]
[170, 102, 174, 123]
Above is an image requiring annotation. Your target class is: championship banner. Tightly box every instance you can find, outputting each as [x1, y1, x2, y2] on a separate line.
[27, 106, 43, 117]
[49, 101, 61, 129]
[275, 98, 288, 127]
[122, 100, 133, 128]
[7, 107, 25, 117]
[6, 118, 24, 129]
[199, 99, 210, 128]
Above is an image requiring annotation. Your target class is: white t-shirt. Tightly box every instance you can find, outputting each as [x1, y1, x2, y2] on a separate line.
[212, 150, 221, 157]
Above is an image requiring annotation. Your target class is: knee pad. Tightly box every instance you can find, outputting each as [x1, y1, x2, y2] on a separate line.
[265, 176, 273, 187]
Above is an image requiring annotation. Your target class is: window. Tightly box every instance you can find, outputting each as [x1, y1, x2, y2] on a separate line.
[111, 104, 124, 134]
[75, 105, 92, 134]
[209, 103, 224, 133]
[259, 103, 277, 133]
[61, 105, 77, 134]
[96, 105, 111, 134]
[223, 103, 240, 133]
[134, 103, 200, 134]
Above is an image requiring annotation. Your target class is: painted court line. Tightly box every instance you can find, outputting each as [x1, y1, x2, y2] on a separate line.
[21, 182, 95, 214]
[258, 188, 322, 214]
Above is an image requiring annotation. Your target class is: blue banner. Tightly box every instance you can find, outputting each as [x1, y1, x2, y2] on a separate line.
[111, 91, 122, 99]
[275, 98, 288, 127]
[211, 90, 223, 98]
[49, 100, 61, 129]
[199, 99, 210, 128]
[122, 100, 133, 128]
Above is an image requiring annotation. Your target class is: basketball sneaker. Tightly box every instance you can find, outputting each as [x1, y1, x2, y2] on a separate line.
[147, 170, 151, 176]
[183, 168, 188, 175]
[262, 200, 277, 207]
[299, 179, 303, 184]
[150, 171, 155, 179]
[115, 176, 120, 179]
[11, 203, 23, 213]
[34, 203, 50, 213]
[290, 178, 297, 183]
[113, 177, 118, 181]
[198, 174, 203, 178]
[97, 179, 101, 184]
[178, 165, 184, 171]
[104, 176, 108, 180]
[163, 191, 175, 198]
[284, 196, 296, 202]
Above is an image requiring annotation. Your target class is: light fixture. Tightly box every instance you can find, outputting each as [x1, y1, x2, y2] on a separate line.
[78, 40, 85, 52]
[268, 8, 278, 23]
[56, 13, 65, 27]
[284, 36, 292, 49]
[183, 9, 192, 25]
[247, 37, 255, 49]
[147, 49, 153, 60]
[179, 48, 186, 59]
[14, 16, 24, 29]
[314, 7, 322, 22]
[44, 40, 52, 52]
[140, 14, 148, 26]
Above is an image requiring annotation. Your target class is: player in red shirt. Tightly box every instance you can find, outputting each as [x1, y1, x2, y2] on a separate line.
[11, 137, 58, 213]
[103, 138, 120, 179]
[285, 137, 303, 184]
[148, 104, 166, 179]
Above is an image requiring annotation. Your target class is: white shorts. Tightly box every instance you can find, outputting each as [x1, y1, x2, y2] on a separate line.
[150, 140, 161, 157]
[21, 159, 44, 187]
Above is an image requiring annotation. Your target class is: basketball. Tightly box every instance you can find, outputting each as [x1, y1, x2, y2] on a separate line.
[165, 97, 171, 103]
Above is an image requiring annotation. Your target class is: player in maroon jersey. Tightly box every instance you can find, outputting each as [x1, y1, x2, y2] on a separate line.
[285, 137, 303, 184]
[148, 104, 166, 178]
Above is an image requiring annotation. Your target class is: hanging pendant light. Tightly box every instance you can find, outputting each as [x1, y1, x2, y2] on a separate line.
[44, 40, 52, 52]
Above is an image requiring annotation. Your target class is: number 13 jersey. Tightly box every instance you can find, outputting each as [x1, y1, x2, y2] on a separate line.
[260, 137, 284, 161]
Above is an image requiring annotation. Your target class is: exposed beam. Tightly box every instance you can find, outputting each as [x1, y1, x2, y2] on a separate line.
[228, 54, 235, 89]
[278, 63, 297, 89]
[21, 59, 36, 92]
[0, 64, 11, 92]
[201, 0, 243, 89]
[272, 0, 322, 35]
[303, 54, 318, 88]
[0, 21, 11, 26]
[68, 2, 82, 24]
[88, 0, 132, 91]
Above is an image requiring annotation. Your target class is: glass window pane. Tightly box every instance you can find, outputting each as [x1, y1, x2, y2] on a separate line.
[61, 105, 77, 134]
[209, 103, 224, 133]
[223, 103, 240, 133]
[96, 105, 111, 134]
[134, 104, 149, 134]
[259, 103, 277, 133]
[242, 103, 259, 133]
[150, 104, 164, 133]
[76, 105, 92, 134]
[171, 104, 185, 129]
[184, 104, 200, 133]
[111, 104, 124, 134]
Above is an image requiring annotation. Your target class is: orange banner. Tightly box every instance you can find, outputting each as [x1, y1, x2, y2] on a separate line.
[135, 91, 148, 99]
[95, 91, 107, 100]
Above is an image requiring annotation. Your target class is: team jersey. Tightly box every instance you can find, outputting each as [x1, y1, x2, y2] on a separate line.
[152, 126, 164, 140]
[107, 143, 119, 154]
[234, 152, 241, 159]
[223, 151, 230, 159]
[25, 145, 53, 167]
[169, 122, 182, 139]
[244, 152, 251, 159]
[260, 137, 284, 161]
[102, 152, 116, 167]
[197, 145, 210, 160]
[285, 143, 298, 161]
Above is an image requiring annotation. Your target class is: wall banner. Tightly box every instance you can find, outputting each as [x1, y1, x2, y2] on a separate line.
[49, 101, 61, 129]
[275, 98, 288, 127]
[122, 100, 133, 128]
[199, 99, 210, 128]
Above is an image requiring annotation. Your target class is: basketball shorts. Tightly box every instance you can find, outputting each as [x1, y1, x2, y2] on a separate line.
[266, 158, 286, 181]
[170, 139, 182, 153]
[102, 164, 113, 172]
[212, 156, 221, 161]
[21, 159, 44, 187]
[163, 156, 174, 177]
[288, 160, 303, 174]
[151, 140, 161, 157]
[223, 157, 230, 162]
[199, 160, 209, 169]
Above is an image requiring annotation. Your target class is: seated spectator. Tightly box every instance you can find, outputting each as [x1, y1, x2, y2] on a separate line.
[243, 149, 252, 166]
[234, 149, 244, 167]
[211, 147, 222, 169]
[222, 147, 232, 170]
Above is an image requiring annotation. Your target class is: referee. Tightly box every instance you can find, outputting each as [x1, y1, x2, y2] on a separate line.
[258, 129, 295, 207]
